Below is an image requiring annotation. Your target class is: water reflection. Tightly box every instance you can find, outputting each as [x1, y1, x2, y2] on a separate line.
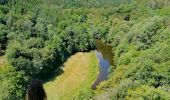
[91, 40, 114, 90]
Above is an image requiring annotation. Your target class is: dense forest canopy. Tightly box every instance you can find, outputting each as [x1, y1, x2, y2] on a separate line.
[0, 0, 170, 99]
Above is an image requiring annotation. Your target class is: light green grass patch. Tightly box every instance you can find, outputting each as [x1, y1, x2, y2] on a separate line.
[0, 56, 5, 67]
[44, 51, 98, 100]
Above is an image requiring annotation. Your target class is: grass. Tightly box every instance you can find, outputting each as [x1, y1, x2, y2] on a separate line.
[0, 55, 5, 67]
[44, 51, 98, 100]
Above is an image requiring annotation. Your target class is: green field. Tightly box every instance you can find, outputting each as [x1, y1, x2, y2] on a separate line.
[0, 56, 5, 66]
[44, 52, 98, 100]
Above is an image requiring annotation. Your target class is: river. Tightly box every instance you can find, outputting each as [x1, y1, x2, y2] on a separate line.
[91, 39, 114, 90]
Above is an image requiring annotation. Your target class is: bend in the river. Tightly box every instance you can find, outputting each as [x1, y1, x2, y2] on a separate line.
[91, 39, 114, 90]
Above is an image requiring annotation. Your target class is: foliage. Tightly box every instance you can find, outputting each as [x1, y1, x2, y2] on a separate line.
[126, 85, 170, 99]
[95, 5, 170, 100]
[0, 0, 170, 99]
[0, 64, 28, 100]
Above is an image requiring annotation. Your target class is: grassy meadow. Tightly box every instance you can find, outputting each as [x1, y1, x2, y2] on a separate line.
[44, 52, 98, 100]
[0, 56, 5, 66]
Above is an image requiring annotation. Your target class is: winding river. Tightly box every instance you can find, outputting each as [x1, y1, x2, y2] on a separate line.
[91, 40, 114, 90]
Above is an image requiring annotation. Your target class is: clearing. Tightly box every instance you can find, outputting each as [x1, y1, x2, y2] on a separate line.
[44, 51, 98, 100]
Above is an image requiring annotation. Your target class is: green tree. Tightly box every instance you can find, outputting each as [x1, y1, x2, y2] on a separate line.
[0, 64, 28, 100]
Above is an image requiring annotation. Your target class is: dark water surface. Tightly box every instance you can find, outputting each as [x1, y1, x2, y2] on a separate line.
[91, 40, 114, 90]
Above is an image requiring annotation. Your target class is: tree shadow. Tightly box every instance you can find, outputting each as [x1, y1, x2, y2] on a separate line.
[42, 66, 64, 83]
[0, 50, 5, 56]
[42, 49, 96, 84]
[42, 53, 72, 83]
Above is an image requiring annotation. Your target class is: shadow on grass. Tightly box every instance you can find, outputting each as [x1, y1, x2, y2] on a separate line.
[42, 50, 94, 84]
[42, 51, 74, 83]
[0, 50, 5, 56]
[40, 41, 97, 84]
[42, 67, 64, 83]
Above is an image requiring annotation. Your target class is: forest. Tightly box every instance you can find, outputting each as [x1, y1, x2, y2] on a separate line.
[0, 0, 170, 100]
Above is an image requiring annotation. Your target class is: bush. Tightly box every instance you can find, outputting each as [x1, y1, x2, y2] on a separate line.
[126, 85, 170, 99]
[0, 64, 28, 100]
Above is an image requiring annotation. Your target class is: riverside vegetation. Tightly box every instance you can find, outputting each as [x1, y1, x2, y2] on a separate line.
[0, 0, 170, 100]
